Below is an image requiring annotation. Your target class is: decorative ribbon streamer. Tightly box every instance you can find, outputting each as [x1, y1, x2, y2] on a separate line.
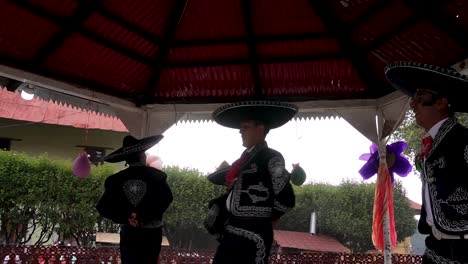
[358, 141, 412, 251]
[372, 160, 397, 250]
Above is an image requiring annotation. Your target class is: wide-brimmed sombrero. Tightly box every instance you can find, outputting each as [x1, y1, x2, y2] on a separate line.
[207, 161, 231, 185]
[212, 101, 298, 129]
[385, 61, 468, 112]
[104, 135, 163, 163]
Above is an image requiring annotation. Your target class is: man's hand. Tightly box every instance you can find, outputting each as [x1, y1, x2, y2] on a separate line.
[128, 213, 139, 227]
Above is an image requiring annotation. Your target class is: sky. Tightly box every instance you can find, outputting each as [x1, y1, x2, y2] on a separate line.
[147, 118, 422, 204]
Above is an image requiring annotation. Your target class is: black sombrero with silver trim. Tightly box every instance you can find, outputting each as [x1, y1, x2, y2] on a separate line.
[104, 135, 163, 163]
[207, 161, 231, 185]
[212, 101, 298, 129]
[385, 61, 468, 112]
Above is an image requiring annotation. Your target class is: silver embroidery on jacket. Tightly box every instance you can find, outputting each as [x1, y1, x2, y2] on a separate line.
[425, 248, 461, 264]
[123, 180, 147, 206]
[426, 118, 456, 159]
[424, 157, 445, 183]
[268, 156, 289, 195]
[444, 187, 468, 215]
[435, 157, 446, 169]
[428, 182, 468, 232]
[226, 225, 265, 264]
[424, 119, 468, 231]
[240, 183, 269, 203]
[231, 167, 272, 218]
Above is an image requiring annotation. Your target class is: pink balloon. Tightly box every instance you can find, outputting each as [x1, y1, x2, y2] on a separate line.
[146, 155, 157, 164]
[147, 154, 163, 170]
[73, 152, 91, 178]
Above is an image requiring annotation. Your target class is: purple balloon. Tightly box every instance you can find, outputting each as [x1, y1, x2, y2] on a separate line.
[73, 153, 91, 178]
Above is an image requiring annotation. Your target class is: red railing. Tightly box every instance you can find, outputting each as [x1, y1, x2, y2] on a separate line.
[0, 246, 422, 263]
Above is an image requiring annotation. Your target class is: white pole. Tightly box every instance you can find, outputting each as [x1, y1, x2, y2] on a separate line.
[383, 210, 392, 263]
[377, 112, 391, 264]
[310, 211, 316, 234]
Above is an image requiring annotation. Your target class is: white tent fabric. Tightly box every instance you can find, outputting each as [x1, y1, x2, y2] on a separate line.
[112, 93, 409, 142]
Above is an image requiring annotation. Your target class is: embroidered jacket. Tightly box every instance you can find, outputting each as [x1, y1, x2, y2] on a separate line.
[418, 118, 468, 235]
[96, 166, 173, 226]
[228, 142, 295, 221]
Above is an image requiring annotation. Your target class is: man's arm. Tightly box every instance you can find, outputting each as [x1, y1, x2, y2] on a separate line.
[96, 177, 130, 224]
[268, 154, 295, 221]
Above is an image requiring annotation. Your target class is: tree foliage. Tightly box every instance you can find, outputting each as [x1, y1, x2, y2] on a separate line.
[164, 166, 224, 249]
[0, 151, 416, 252]
[393, 111, 468, 160]
[277, 181, 416, 253]
[0, 150, 113, 246]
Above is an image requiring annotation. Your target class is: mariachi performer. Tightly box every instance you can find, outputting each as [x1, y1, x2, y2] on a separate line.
[96, 135, 173, 264]
[385, 62, 468, 263]
[205, 101, 297, 264]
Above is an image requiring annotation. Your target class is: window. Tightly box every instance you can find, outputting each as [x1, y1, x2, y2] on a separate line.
[0, 138, 12, 150]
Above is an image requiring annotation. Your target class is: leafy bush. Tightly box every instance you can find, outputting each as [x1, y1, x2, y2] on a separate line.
[0, 150, 114, 246]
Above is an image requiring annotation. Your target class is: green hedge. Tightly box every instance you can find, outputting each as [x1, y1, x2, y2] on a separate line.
[0, 150, 114, 246]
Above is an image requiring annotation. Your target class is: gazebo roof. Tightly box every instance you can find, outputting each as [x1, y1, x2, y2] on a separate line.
[1, 0, 467, 141]
[0, 0, 466, 106]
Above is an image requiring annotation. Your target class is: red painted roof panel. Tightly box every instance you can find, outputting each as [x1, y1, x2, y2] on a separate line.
[83, 12, 160, 58]
[330, 0, 382, 24]
[260, 60, 366, 97]
[443, 0, 468, 30]
[368, 19, 465, 80]
[0, 88, 128, 132]
[351, 0, 415, 49]
[155, 65, 255, 99]
[0, 0, 466, 104]
[167, 44, 249, 65]
[44, 34, 154, 94]
[252, 0, 327, 36]
[0, 2, 59, 60]
[101, 0, 174, 37]
[175, 0, 246, 42]
[22, 0, 79, 17]
[256, 39, 342, 60]
[274, 230, 351, 253]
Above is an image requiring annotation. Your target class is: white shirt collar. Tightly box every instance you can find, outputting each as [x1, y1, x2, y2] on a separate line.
[427, 118, 448, 139]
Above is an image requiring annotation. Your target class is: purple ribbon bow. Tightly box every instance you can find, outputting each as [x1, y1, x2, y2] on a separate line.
[359, 141, 412, 184]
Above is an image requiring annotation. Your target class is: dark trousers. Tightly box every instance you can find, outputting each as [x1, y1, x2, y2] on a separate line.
[120, 225, 163, 264]
[422, 235, 468, 263]
[213, 222, 273, 264]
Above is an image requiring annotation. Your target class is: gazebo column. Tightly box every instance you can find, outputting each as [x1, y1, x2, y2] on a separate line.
[113, 107, 180, 138]
[336, 92, 410, 264]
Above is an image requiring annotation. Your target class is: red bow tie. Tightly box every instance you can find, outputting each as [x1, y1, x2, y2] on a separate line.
[225, 152, 250, 185]
[418, 136, 433, 160]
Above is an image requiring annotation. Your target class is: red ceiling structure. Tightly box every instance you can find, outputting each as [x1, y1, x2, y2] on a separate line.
[0, 0, 467, 106]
